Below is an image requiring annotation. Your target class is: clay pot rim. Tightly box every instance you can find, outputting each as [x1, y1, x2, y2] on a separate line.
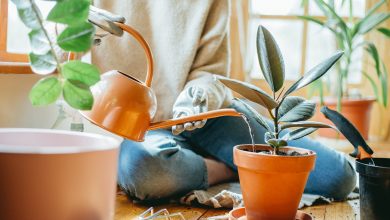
[312, 97, 376, 105]
[0, 128, 119, 154]
[234, 144, 316, 158]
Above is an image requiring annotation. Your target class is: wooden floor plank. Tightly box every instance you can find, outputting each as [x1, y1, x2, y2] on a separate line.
[323, 201, 357, 220]
[302, 205, 326, 220]
[198, 208, 230, 219]
[114, 194, 207, 220]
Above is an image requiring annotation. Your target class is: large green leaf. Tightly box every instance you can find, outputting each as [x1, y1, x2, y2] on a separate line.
[29, 29, 50, 55]
[17, 4, 41, 30]
[378, 27, 390, 38]
[63, 79, 94, 110]
[217, 76, 278, 110]
[47, 0, 91, 25]
[357, 13, 390, 35]
[283, 51, 343, 98]
[29, 52, 57, 75]
[29, 76, 62, 106]
[61, 60, 100, 86]
[278, 96, 316, 122]
[282, 127, 318, 141]
[235, 98, 272, 132]
[256, 25, 285, 92]
[280, 121, 335, 131]
[57, 22, 95, 52]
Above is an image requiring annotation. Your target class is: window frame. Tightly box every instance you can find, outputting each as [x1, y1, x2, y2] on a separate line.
[248, 0, 364, 82]
[0, 0, 32, 73]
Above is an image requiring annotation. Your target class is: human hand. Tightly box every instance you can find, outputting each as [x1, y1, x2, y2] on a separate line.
[88, 5, 126, 43]
[172, 86, 208, 135]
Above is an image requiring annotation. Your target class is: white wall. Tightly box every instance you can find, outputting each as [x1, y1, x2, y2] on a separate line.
[0, 73, 122, 141]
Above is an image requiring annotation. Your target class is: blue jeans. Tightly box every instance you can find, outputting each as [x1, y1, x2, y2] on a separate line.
[118, 100, 356, 201]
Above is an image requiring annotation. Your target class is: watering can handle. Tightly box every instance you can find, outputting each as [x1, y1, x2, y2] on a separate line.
[114, 22, 154, 87]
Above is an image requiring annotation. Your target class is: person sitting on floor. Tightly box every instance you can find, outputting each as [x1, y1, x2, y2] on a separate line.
[92, 0, 356, 202]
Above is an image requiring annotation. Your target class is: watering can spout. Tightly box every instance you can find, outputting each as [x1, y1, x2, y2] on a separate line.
[149, 109, 242, 130]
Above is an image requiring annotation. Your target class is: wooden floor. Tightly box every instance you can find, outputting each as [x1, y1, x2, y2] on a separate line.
[114, 194, 360, 220]
[114, 140, 388, 220]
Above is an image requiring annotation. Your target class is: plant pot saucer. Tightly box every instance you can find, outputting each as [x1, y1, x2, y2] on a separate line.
[228, 207, 312, 220]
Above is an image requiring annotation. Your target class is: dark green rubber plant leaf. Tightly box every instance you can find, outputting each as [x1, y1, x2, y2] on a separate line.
[29, 29, 50, 55]
[217, 76, 278, 110]
[47, 0, 91, 25]
[235, 98, 272, 132]
[29, 76, 62, 106]
[321, 106, 374, 158]
[283, 51, 343, 98]
[62, 60, 100, 86]
[63, 79, 94, 110]
[57, 22, 95, 52]
[257, 25, 285, 92]
[282, 127, 318, 141]
[278, 96, 316, 122]
[266, 139, 287, 149]
[29, 52, 57, 75]
[377, 27, 390, 38]
[280, 121, 335, 131]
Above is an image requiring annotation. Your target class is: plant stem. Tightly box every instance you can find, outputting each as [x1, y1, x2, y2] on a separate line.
[273, 106, 279, 155]
[29, 0, 62, 75]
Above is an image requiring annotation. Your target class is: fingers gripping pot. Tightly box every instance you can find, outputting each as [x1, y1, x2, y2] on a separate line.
[81, 23, 241, 141]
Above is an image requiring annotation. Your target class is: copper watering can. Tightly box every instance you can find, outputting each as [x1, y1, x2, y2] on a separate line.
[81, 22, 241, 141]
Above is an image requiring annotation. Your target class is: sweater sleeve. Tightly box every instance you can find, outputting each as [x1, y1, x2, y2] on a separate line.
[183, 0, 232, 111]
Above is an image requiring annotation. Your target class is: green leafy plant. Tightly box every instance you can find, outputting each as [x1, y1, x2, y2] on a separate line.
[11, 0, 99, 110]
[218, 25, 342, 154]
[299, 0, 389, 109]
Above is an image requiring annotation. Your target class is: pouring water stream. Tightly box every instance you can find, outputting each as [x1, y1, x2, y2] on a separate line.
[241, 114, 255, 152]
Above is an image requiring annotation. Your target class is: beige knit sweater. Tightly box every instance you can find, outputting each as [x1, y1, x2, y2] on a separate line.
[92, 0, 233, 122]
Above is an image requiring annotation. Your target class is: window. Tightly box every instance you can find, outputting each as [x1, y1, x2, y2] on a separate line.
[0, 0, 54, 73]
[249, 0, 366, 84]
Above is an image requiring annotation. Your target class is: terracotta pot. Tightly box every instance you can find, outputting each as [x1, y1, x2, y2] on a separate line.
[0, 128, 120, 220]
[234, 145, 316, 220]
[315, 98, 375, 139]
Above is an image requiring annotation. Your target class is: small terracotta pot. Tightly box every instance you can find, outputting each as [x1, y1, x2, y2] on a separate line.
[315, 98, 375, 139]
[234, 144, 316, 220]
[0, 129, 120, 220]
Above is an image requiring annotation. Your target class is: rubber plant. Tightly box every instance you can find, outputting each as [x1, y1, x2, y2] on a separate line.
[11, 0, 99, 110]
[218, 25, 342, 154]
[299, 0, 389, 109]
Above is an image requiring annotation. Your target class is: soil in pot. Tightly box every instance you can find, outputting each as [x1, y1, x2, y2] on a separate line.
[234, 144, 316, 220]
[356, 158, 390, 220]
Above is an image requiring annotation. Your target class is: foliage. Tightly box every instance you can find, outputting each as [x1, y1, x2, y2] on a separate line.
[11, 0, 99, 110]
[299, 0, 389, 109]
[218, 25, 340, 153]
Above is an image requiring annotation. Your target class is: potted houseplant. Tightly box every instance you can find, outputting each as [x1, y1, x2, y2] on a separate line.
[321, 106, 390, 220]
[0, 1, 122, 220]
[299, 0, 389, 139]
[218, 25, 342, 220]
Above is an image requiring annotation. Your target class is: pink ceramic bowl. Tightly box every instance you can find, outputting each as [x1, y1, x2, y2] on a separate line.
[0, 128, 120, 220]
